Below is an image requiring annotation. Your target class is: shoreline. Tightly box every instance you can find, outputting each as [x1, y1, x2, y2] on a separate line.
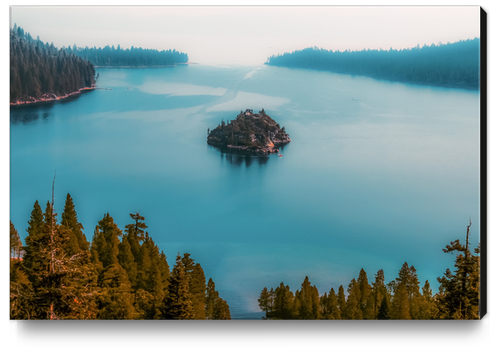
[10, 86, 96, 107]
[209, 139, 291, 156]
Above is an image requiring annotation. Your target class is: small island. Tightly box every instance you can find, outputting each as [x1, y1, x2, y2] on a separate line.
[207, 109, 291, 155]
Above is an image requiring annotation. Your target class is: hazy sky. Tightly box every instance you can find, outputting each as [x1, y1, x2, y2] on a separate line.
[9, 5, 480, 66]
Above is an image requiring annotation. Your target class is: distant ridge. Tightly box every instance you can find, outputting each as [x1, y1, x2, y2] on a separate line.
[266, 38, 480, 90]
[69, 44, 188, 68]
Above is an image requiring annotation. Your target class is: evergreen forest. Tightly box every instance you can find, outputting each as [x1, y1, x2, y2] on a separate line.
[10, 25, 96, 104]
[10, 192, 480, 320]
[258, 222, 480, 320]
[266, 38, 480, 89]
[10, 24, 188, 105]
[69, 44, 188, 67]
[9, 194, 231, 320]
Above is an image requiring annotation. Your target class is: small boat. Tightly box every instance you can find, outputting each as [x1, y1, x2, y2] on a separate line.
[278, 154, 283, 158]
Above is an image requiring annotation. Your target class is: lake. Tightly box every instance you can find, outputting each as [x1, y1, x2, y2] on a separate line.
[10, 64, 480, 319]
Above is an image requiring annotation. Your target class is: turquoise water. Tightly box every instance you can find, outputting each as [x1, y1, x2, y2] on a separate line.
[10, 65, 480, 319]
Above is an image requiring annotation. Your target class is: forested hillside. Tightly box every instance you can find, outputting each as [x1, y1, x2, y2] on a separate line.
[69, 44, 188, 67]
[10, 194, 231, 320]
[258, 223, 480, 320]
[266, 38, 480, 89]
[10, 25, 96, 104]
[10, 193, 479, 320]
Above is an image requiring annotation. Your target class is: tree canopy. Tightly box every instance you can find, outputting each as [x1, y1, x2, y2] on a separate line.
[10, 25, 96, 104]
[68, 44, 188, 67]
[257, 222, 480, 320]
[10, 194, 230, 320]
[266, 39, 480, 90]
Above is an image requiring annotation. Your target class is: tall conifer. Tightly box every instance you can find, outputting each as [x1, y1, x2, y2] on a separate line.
[326, 288, 341, 320]
[357, 268, 373, 319]
[345, 278, 363, 319]
[98, 263, 136, 319]
[258, 287, 271, 318]
[390, 284, 411, 319]
[91, 213, 122, 268]
[61, 193, 89, 252]
[10, 222, 22, 259]
[371, 269, 387, 319]
[437, 221, 480, 319]
[163, 254, 194, 319]
[337, 285, 346, 319]
[118, 236, 137, 287]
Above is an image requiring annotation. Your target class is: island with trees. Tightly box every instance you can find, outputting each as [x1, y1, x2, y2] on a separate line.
[207, 109, 291, 155]
[266, 38, 480, 90]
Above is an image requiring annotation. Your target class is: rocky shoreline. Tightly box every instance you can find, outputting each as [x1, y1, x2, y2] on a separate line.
[10, 86, 96, 106]
[226, 138, 290, 155]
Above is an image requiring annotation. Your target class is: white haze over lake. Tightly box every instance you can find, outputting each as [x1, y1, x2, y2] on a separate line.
[9, 5, 481, 66]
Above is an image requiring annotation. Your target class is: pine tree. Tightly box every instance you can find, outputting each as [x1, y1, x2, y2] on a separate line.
[370, 269, 388, 319]
[10, 221, 22, 259]
[390, 283, 411, 319]
[296, 276, 319, 319]
[319, 292, 328, 319]
[337, 285, 346, 319]
[396, 262, 411, 287]
[125, 212, 147, 247]
[437, 221, 480, 319]
[258, 286, 272, 319]
[325, 288, 341, 319]
[91, 213, 122, 268]
[377, 295, 390, 320]
[89, 230, 104, 276]
[148, 259, 164, 301]
[98, 263, 136, 319]
[345, 278, 363, 319]
[10, 266, 32, 319]
[19, 200, 49, 314]
[202, 277, 231, 319]
[61, 193, 89, 252]
[10, 220, 31, 319]
[418, 280, 438, 319]
[389, 262, 414, 319]
[163, 254, 194, 319]
[182, 253, 206, 319]
[213, 297, 231, 320]
[134, 288, 156, 319]
[16, 196, 97, 319]
[407, 265, 422, 319]
[118, 235, 137, 287]
[136, 243, 152, 290]
[23, 200, 45, 282]
[293, 289, 301, 318]
[206, 278, 219, 319]
[157, 251, 170, 292]
[357, 268, 373, 319]
[272, 282, 295, 319]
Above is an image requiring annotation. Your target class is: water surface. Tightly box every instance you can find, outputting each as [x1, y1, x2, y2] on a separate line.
[10, 64, 480, 318]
